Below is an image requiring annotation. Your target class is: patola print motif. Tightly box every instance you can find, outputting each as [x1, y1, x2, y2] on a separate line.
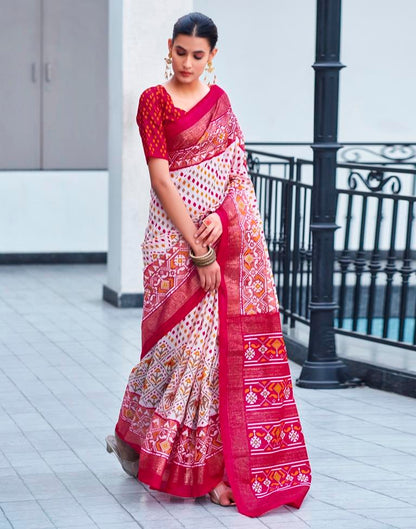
[116, 84, 311, 517]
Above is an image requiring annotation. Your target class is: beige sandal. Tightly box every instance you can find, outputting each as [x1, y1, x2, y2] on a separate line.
[209, 481, 236, 507]
[105, 434, 139, 478]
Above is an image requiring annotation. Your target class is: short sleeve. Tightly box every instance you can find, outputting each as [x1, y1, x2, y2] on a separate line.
[136, 87, 169, 163]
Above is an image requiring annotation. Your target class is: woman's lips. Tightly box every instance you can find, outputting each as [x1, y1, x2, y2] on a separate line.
[180, 71, 192, 76]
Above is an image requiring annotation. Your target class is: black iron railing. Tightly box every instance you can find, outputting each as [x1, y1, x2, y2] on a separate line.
[246, 143, 416, 349]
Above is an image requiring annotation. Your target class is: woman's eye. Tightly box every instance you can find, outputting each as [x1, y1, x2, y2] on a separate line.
[194, 55, 203, 60]
[177, 51, 186, 56]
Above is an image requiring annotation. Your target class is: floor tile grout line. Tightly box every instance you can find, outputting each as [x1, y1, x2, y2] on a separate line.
[0, 503, 15, 529]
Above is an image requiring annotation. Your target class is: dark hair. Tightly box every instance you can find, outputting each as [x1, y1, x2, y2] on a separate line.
[172, 12, 218, 50]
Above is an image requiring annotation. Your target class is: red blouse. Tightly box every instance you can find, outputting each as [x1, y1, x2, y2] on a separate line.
[136, 85, 185, 163]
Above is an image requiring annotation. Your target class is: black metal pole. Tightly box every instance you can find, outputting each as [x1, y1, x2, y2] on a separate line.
[297, 0, 353, 388]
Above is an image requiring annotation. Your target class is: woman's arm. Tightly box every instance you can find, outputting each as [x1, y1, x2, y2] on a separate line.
[148, 158, 221, 291]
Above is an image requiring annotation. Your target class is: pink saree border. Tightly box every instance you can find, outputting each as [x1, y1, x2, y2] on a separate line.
[163, 84, 225, 137]
[216, 203, 310, 517]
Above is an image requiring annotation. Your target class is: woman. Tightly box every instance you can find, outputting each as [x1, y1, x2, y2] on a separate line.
[106, 12, 311, 517]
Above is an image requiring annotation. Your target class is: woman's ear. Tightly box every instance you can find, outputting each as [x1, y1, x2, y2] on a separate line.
[209, 48, 218, 61]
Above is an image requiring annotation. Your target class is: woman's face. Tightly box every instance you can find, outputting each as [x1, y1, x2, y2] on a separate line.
[168, 34, 217, 84]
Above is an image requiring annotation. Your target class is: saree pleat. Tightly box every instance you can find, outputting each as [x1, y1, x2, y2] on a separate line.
[115, 84, 311, 515]
[117, 292, 224, 497]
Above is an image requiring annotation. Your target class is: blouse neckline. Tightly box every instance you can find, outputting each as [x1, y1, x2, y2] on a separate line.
[159, 84, 213, 114]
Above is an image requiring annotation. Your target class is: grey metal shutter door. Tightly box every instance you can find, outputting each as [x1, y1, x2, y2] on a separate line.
[0, 0, 108, 170]
[0, 0, 41, 170]
[42, 0, 108, 169]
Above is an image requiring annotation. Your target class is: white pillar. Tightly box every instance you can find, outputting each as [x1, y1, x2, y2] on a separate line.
[104, 0, 193, 307]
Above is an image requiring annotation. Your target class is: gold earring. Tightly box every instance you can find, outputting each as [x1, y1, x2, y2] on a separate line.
[204, 61, 217, 86]
[164, 53, 172, 80]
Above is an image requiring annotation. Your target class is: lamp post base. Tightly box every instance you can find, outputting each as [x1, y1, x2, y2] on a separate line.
[296, 360, 361, 389]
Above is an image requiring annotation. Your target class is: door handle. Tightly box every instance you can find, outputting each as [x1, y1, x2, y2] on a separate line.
[31, 63, 37, 82]
[45, 62, 52, 82]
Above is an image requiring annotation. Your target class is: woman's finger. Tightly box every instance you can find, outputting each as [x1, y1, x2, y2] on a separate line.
[195, 225, 215, 244]
[206, 229, 220, 246]
[204, 271, 213, 291]
[195, 224, 208, 238]
[195, 215, 220, 239]
[214, 272, 220, 290]
[198, 271, 206, 290]
[200, 229, 216, 246]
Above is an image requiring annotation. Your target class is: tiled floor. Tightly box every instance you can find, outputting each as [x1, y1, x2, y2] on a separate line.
[0, 264, 415, 529]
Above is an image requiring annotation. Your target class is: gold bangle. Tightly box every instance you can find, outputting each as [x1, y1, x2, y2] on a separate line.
[190, 246, 216, 267]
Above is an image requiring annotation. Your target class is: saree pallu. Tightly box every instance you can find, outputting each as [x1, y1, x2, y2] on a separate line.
[116, 85, 311, 517]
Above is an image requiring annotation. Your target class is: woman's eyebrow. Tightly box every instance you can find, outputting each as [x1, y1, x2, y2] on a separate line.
[174, 45, 205, 54]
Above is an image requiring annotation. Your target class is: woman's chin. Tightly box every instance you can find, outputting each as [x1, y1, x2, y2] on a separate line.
[174, 73, 199, 84]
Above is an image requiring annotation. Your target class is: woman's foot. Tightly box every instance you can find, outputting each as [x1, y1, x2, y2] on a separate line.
[209, 481, 236, 507]
[105, 434, 139, 477]
[115, 432, 139, 460]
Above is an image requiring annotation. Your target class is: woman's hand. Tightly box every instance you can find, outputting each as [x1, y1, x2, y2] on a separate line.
[195, 213, 223, 248]
[196, 260, 221, 292]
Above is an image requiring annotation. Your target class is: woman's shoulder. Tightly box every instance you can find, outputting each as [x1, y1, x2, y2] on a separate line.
[211, 84, 226, 97]
[138, 85, 168, 108]
[210, 84, 233, 112]
[211, 84, 231, 104]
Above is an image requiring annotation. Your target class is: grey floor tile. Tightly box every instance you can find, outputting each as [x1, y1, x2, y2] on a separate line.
[14, 461, 54, 476]
[307, 522, 395, 529]
[388, 519, 416, 529]
[54, 526, 98, 529]
[89, 510, 137, 525]
[29, 430, 69, 452]
[22, 473, 71, 500]
[263, 523, 309, 529]
[221, 518, 267, 528]
[0, 476, 34, 502]
[0, 500, 54, 528]
[12, 412, 53, 433]
[98, 522, 141, 529]
[137, 521, 183, 529]
[351, 506, 416, 521]
[118, 494, 172, 521]
[180, 519, 229, 529]
[39, 497, 89, 521]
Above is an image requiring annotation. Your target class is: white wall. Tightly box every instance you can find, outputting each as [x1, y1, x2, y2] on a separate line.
[194, 0, 316, 142]
[340, 0, 416, 142]
[0, 171, 107, 252]
[194, 0, 416, 144]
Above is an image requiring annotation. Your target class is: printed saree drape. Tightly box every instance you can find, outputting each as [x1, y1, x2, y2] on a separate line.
[115, 84, 311, 517]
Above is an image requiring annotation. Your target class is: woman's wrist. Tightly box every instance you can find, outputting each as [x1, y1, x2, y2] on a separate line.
[190, 246, 216, 267]
[190, 242, 207, 257]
